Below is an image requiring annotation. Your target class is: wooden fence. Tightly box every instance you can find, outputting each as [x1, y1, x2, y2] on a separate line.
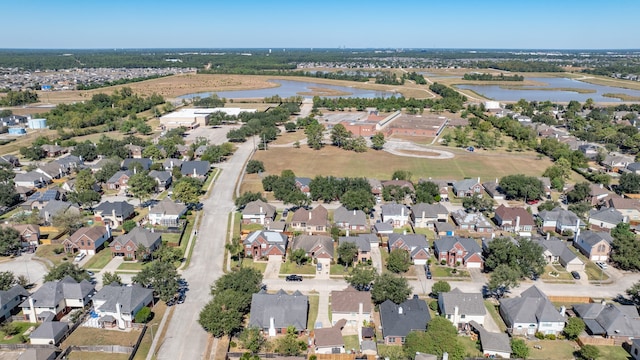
[547, 295, 593, 304]
[226, 352, 306, 360]
[70, 345, 134, 354]
[316, 354, 376, 360]
[577, 336, 616, 346]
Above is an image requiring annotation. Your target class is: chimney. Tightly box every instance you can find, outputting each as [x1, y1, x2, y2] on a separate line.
[193, 168, 196, 176]
[309, 211, 312, 220]
[116, 302, 125, 329]
[401, 207, 405, 217]
[259, 206, 263, 214]
[353, 209, 356, 215]
[574, 219, 581, 242]
[398, 306, 403, 315]
[422, 211, 426, 220]
[403, 229, 407, 235]
[547, 232, 550, 241]
[112, 208, 116, 220]
[28, 296, 36, 323]
[560, 305, 566, 317]
[170, 160, 174, 169]
[600, 183, 603, 189]
[268, 317, 276, 337]
[477, 177, 480, 184]
[454, 306, 459, 321]
[105, 223, 111, 238]
[346, 229, 350, 237]
[515, 216, 521, 232]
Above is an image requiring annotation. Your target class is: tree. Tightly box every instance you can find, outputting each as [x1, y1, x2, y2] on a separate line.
[0, 271, 15, 291]
[94, 159, 122, 183]
[391, 170, 412, 181]
[499, 174, 544, 200]
[0, 183, 19, 208]
[226, 236, 244, 265]
[431, 280, 451, 297]
[627, 281, 640, 305]
[152, 245, 183, 263]
[403, 317, 465, 360]
[487, 264, 521, 296]
[387, 249, 411, 273]
[567, 182, 591, 203]
[618, 172, 640, 194]
[172, 177, 203, 204]
[128, 171, 156, 202]
[331, 124, 352, 148]
[67, 190, 101, 209]
[511, 338, 530, 359]
[274, 326, 306, 356]
[51, 211, 84, 234]
[484, 237, 519, 272]
[19, 145, 45, 161]
[44, 262, 91, 282]
[337, 241, 358, 267]
[284, 122, 297, 132]
[577, 345, 599, 360]
[538, 200, 561, 212]
[305, 121, 324, 150]
[245, 160, 265, 174]
[516, 238, 546, 278]
[16, 275, 29, 288]
[383, 185, 413, 203]
[371, 273, 412, 305]
[102, 272, 122, 286]
[239, 327, 266, 354]
[136, 244, 150, 262]
[71, 141, 98, 162]
[142, 145, 164, 160]
[564, 317, 585, 340]
[340, 189, 375, 213]
[290, 248, 309, 266]
[211, 267, 263, 312]
[414, 181, 439, 204]
[122, 220, 137, 233]
[371, 132, 385, 150]
[199, 289, 245, 337]
[132, 260, 180, 302]
[134, 307, 151, 323]
[462, 194, 494, 213]
[235, 191, 266, 209]
[345, 265, 376, 290]
[611, 223, 640, 270]
[0, 227, 21, 255]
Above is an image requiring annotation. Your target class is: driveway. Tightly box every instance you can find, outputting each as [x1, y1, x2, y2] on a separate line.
[316, 291, 331, 328]
[94, 256, 125, 289]
[264, 255, 282, 280]
[370, 247, 383, 274]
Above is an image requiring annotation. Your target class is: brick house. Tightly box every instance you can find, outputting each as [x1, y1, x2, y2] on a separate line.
[243, 230, 288, 259]
[62, 225, 112, 255]
[573, 230, 613, 262]
[333, 206, 368, 232]
[1, 224, 40, 250]
[94, 201, 135, 228]
[434, 236, 484, 268]
[106, 170, 132, 191]
[109, 227, 162, 260]
[452, 178, 483, 197]
[338, 234, 377, 263]
[494, 205, 535, 233]
[387, 233, 430, 265]
[290, 205, 329, 234]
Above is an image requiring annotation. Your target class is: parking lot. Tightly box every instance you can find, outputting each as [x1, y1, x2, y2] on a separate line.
[183, 124, 241, 146]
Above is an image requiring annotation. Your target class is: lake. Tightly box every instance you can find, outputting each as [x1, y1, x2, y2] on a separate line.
[457, 77, 640, 102]
[177, 79, 397, 100]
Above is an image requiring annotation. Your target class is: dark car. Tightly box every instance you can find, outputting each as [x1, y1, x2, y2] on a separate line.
[285, 275, 303, 282]
[426, 271, 432, 279]
[166, 298, 176, 306]
[177, 294, 186, 304]
[571, 271, 581, 280]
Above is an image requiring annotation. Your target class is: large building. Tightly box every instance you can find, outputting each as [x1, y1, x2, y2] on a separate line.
[160, 108, 256, 129]
[385, 114, 449, 138]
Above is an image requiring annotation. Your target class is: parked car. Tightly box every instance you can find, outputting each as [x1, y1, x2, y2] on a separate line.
[166, 298, 176, 306]
[596, 261, 608, 270]
[571, 271, 581, 280]
[285, 275, 303, 282]
[426, 271, 432, 280]
[86, 270, 94, 276]
[526, 199, 540, 205]
[177, 294, 186, 304]
[74, 253, 86, 262]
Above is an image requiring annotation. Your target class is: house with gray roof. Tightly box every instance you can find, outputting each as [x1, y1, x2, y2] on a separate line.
[181, 160, 210, 179]
[149, 170, 172, 191]
[29, 321, 69, 345]
[339, 235, 374, 263]
[110, 227, 162, 260]
[36, 161, 68, 180]
[290, 205, 329, 234]
[106, 170, 133, 191]
[627, 162, 640, 174]
[249, 289, 308, 336]
[292, 235, 334, 260]
[452, 178, 482, 197]
[588, 207, 626, 230]
[373, 222, 394, 235]
[241, 200, 276, 226]
[538, 207, 580, 234]
[294, 177, 312, 196]
[244, 230, 288, 259]
[40, 200, 79, 224]
[14, 171, 49, 188]
[94, 201, 135, 227]
[381, 203, 410, 228]
[411, 203, 448, 229]
[574, 230, 613, 262]
[573, 302, 640, 341]
[379, 296, 430, 345]
[387, 233, 430, 265]
[499, 285, 565, 336]
[451, 209, 494, 234]
[163, 158, 183, 171]
[17, 348, 57, 360]
[0, 285, 28, 321]
[434, 236, 483, 268]
[121, 158, 152, 171]
[148, 198, 187, 227]
[333, 206, 367, 231]
[92, 283, 154, 328]
[468, 321, 511, 359]
[21, 276, 95, 323]
[534, 237, 584, 272]
[438, 288, 486, 329]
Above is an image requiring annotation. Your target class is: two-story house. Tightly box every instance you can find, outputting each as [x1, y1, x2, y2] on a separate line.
[92, 283, 154, 328]
[241, 200, 277, 226]
[438, 288, 486, 330]
[452, 178, 483, 197]
[499, 285, 565, 336]
[494, 205, 535, 233]
[381, 203, 410, 228]
[338, 235, 376, 263]
[434, 236, 484, 268]
[292, 235, 334, 261]
[387, 233, 430, 265]
[94, 201, 135, 228]
[411, 203, 448, 229]
[0, 223, 40, 250]
[243, 230, 288, 259]
[330, 287, 373, 333]
[106, 170, 133, 191]
[109, 227, 162, 260]
[588, 207, 626, 231]
[62, 225, 111, 255]
[537, 207, 580, 234]
[333, 206, 368, 232]
[607, 197, 640, 222]
[249, 289, 308, 336]
[21, 276, 95, 322]
[573, 230, 613, 262]
[290, 205, 329, 234]
[450, 209, 494, 234]
[148, 199, 187, 227]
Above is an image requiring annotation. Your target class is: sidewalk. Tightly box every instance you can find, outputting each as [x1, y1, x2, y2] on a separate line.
[95, 256, 125, 288]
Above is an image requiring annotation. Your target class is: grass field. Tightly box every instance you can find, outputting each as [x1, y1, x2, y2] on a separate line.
[0, 322, 36, 344]
[280, 261, 315, 275]
[118, 262, 148, 271]
[63, 327, 142, 347]
[343, 335, 360, 352]
[35, 244, 68, 266]
[458, 336, 482, 358]
[83, 249, 114, 270]
[68, 352, 129, 360]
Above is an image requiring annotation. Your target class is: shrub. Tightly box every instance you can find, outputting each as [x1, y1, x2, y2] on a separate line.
[134, 307, 151, 323]
[2, 322, 20, 336]
[428, 300, 439, 312]
[123, 220, 137, 233]
[309, 356, 317, 360]
[535, 332, 544, 340]
[545, 334, 556, 340]
[440, 259, 446, 265]
[53, 247, 64, 255]
[229, 341, 237, 348]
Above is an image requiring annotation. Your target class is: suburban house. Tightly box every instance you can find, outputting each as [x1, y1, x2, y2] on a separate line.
[468, 321, 512, 359]
[21, 276, 95, 322]
[294, 177, 312, 196]
[40, 201, 80, 224]
[121, 158, 152, 171]
[124, 144, 143, 158]
[338, 235, 374, 263]
[411, 203, 448, 228]
[292, 235, 334, 261]
[243, 230, 288, 259]
[92, 283, 154, 328]
[573, 302, 640, 342]
[601, 153, 634, 173]
[537, 207, 580, 234]
[494, 205, 535, 234]
[534, 236, 584, 272]
[0, 223, 40, 250]
[374, 222, 394, 235]
[587, 184, 612, 206]
[148, 170, 172, 191]
[573, 230, 613, 262]
[29, 321, 69, 346]
[313, 320, 346, 354]
[588, 207, 626, 231]
[180, 160, 210, 179]
[482, 179, 504, 200]
[249, 289, 308, 336]
[330, 287, 373, 332]
[381, 179, 415, 196]
[41, 144, 66, 158]
[148, 199, 187, 227]
[434, 236, 484, 268]
[290, 205, 329, 234]
[109, 227, 162, 260]
[106, 170, 132, 190]
[14, 171, 50, 188]
[387, 233, 430, 265]
[62, 225, 111, 255]
[450, 209, 494, 234]
[367, 178, 383, 196]
[627, 163, 640, 175]
[36, 161, 69, 180]
[452, 178, 482, 197]
[241, 200, 276, 226]
[163, 158, 183, 171]
[333, 206, 368, 232]
[438, 288, 486, 330]
[379, 296, 431, 345]
[499, 285, 565, 336]
[94, 201, 135, 227]
[607, 197, 640, 222]
[24, 189, 63, 211]
[381, 203, 410, 228]
[0, 285, 28, 321]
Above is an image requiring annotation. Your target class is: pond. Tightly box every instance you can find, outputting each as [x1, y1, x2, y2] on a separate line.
[177, 79, 398, 100]
[457, 77, 640, 102]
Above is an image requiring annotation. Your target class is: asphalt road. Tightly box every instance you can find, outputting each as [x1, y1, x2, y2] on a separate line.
[156, 136, 255, 360]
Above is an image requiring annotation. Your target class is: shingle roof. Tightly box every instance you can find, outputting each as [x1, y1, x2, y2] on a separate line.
[122, 158, 152, 170]
[40, 200, 74, 218]
[494, 205, 535, 226]
[0, 285, 27, 309]
[499, 285, 564, 326]
[243, 231, 288, 254]
[388, 233, 429, 258]
[333, 206, 367, 227]
[22, 277, 94, 309]
[249, 290, 308, 331]
[411, 203, 448, 219]
[106, 170, 132, 184]
[589, 207, 625, 224]
[379, 298, 431, 338]
[17, 348, 57, 360]
[293, 235, 334, 259]
[111, 227, 161, 249]
[180, 160, 210, 176]
[149, 198, 187, 217]
[314, 323, 345, 348]
[29, 321, 68, 342]
[573, 303, 640, 337]
[241, 200, 275, 217]
[93, 283, 153, 314]
[94, 201, 135, 218]
[66, 226, 109, 245]
[434, 236, 482, 258]
[339, 236, 371, 252]
[15, 171, 45, 183]
[149, 170, 172, 183]
[439, 288, 486, 317]
[537, 207, 579, 227]
[381, 203, 409, 217]
[291, 205, 328, 227]
[577, 231, 614, 247]
[453, 178, 480, 193]
[469, 321, 511, 355]
[331, 287, 372, 313]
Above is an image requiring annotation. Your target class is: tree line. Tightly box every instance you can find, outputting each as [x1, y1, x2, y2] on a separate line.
[462, 73, 524, 81]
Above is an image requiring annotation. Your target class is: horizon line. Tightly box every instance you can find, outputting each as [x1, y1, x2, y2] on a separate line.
[1, 47, 640, 51]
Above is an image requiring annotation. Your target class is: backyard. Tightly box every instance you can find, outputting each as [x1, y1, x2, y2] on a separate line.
[0, 322, 37, 344]
[63, 327, 142, 347]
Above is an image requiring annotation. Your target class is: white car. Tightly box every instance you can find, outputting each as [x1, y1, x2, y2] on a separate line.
[74, 253, 86, 262]
[596, 261, 608, 270]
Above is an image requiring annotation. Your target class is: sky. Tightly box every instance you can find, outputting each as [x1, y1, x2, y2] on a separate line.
[4, 0, 639, 49]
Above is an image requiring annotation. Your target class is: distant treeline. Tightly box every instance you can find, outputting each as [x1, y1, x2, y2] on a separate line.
[76, 74, 172, 90]
[582, 64, 640, 76]
[199, 68, 372, 82]
[463, 73, 524, 81]
[0, 90, 38, 106]
[473, 60, 563, 72]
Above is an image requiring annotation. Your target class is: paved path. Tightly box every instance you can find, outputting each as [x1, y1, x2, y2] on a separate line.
[316, 291, 331, 328]
[264, 256, 282, 280]
[94, 256, 125, 289]
[2, 254, 47, 289]
[370, 247, 383, 274]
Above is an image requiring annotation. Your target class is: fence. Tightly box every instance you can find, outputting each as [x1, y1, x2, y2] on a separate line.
[577, 336, 616, 346]
[128, 323, 147, 360]
[70, 345, 134, 354]
[547, 295, 593, 304]
[226, 352, 306, 360]
[0, 343, 56, 350]
[316, 354, 377, 360]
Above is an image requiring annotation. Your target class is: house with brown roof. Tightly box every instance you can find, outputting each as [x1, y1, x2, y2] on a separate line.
[110, 227, 162, 260]
[63, 226, 111, 255]
[333, 206, 368, 232]
[434, 236, 484, 268]
[292, 235, 334, 260]
[125, 144, 143, 158]
[331, 287, 373, 332]
[494, 205, 535, 233]
[381, 180, 415, 192]
[587, 184, 612, 206]
[241, 200, 276, 226]
[40, 144, 66, 158]
[314, 320, 346, 354]
[338, 234, 377, 263]
[387, 233, 430, 265]
[1, 224, 39, 250]
[290, 205, 329, 234]
[243, 230, 288, 259]
[106, 170, 132, 191]
[607, 197, 640, 222]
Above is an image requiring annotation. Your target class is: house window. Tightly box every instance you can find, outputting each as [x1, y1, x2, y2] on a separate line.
[88, 240, 92, 246]
[388, 337, 395, 343]
[81, 240, 85, 246]
[461, 314, 466, 319]
[115, 245, 121, 250]
[597, 244, 606, 252]
[126, 246, 132, 251]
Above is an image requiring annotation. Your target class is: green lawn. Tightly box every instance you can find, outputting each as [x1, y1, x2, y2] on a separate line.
[431, 265, 470, 278]
[484, 301, 507, 332]
[458, 336, 482, 358]
[117, 261, 147, 271]
[241, 223, 264, 232]
[541, 264, 574, 281]
[0, 322, 37, 344]
[35, 244, 69, 265]
[414, 227, 436, 240]
[307, 295, 319, 330]
[526, 339, 578, 360]
[343, 335, 359, 352]
[594, 345, 632, 360]
[83, 249, 113, 270]
[330, 264, 351, 276]
[162, 233, 181, 245]
[231, 259, 267, 272]
[233, 212, 241, 239]
[280, 261, 316, 275]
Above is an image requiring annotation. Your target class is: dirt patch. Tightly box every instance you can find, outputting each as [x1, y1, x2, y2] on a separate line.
[297, 87, 351, 97]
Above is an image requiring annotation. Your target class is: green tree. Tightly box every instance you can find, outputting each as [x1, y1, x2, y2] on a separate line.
[239, 327, 266, 354]
[284, 122, 297, 132]
[19, 145, 45, 161]
[403, 317, 465, 360]
[245, 160, 265, 174]
[391, 170, 412, 181]
[345, 265, 376, 290]
[414, 181, 440, 204]
[290, 248, 309, 266]
[511, 338, 530, 359]
[431, 280, 451, 297]
[0, 271, 15, 291]
[337, 241, 359, 267]
[0, 183, 19, 208]
[305, 121, 324, 150]
[172, 177, 203, 204]
[71, 141, 98, 162]
[330, 123, 352, 148]
[371, 272, 412, 305]
[142, 145, 165, 160]
[340, 189, 375, 213]
[122, 220, 137, 233]
[577, 344, 599, 360]
[484, 237, 519, 272]
[564, 317, 585, 340]
[627, 281, 640, 304]
[73, 169, 98, 192]
[0, 228, 21, 256]
[371, 132, 385, 150]
[51, 211, 84, 234]
[538, 200, 561, 212]
[94, 159, 122, 183]
[44, 262, 91, 282]
[134, 307, 151, 323]
[487, 264, 521, 296]
[199, 289, 245, 337]
[499, 174, 544, 200]
[67, 190, 101, 209]
[382, 185, 413, 203]
[462, 194, 494, 213]
[387, 248, 411, 273]
[516, 238, 546, 278]
[102, 272, 122, 286]
[132, 260, 180, 302]
[611, 223, 640, 270]
[226, 236, 244, 265]
[128, 171, 156, 202]
[274, 326, 306, 356]
[235, 191, 267, 209]
[618, 172, 640, 194]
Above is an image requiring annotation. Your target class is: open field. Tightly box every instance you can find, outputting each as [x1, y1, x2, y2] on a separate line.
[603, 93, 640, 101]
